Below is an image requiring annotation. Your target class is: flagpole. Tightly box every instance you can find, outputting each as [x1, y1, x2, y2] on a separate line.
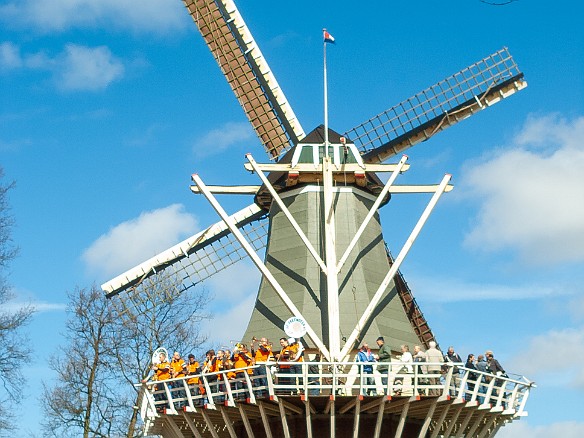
[323, 28, 329, 157]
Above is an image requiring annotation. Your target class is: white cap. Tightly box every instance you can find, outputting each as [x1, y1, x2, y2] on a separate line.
[288, 337, 295, 344]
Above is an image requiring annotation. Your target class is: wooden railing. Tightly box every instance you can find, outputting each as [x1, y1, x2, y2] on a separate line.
[137, 361, 534, 422]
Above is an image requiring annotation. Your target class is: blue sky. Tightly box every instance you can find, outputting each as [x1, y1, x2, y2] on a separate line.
[1, 0, 583, 436]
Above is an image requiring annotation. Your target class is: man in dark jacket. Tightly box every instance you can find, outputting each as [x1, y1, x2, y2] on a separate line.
[444, 346, 463, 396]
[375, 337, 391, 389]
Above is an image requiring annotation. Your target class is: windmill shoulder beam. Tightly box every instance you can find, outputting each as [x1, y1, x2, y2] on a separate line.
[243, 162, 411, 173]
[190, 185, 261, 194]
[101, 202, 264, 297]
[190, 183, 453, 195]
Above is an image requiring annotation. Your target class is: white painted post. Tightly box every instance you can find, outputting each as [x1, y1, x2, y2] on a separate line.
[339, 174, 452, 359]
[193, 174, 331, 360]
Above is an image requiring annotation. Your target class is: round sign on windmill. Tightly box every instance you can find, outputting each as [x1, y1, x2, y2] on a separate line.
[284, 316, 307, 338]
[151, 347, 169, 365]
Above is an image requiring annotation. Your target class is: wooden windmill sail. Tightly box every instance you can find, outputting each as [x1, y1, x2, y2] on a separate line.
[101, 0, 526, 360]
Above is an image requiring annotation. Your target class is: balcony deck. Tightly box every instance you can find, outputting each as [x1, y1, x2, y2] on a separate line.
[137, 361, 534, 437]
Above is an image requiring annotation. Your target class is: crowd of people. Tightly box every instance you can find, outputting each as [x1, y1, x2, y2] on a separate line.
[143, 335, 507, 410]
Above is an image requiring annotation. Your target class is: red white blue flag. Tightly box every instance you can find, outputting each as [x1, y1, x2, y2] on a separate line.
[323, 30, 335, 44]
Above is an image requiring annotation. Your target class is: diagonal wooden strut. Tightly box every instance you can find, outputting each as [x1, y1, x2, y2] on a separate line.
[339, 174, 452, 358]
[192, 173, 331, 360]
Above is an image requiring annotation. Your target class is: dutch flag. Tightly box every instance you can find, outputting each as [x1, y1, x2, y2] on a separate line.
[323, 29, 335, 44]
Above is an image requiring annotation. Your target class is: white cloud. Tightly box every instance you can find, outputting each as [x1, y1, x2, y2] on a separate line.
[82, 204, 198, 280]
[460, 114, 584, 266]
[0, 0, 186, 34]
[193, 122, 256, 158]
[0, 41, 22, 69]
[411, 275, 568, 303]
[0, 42, 124, 91]
[3, 287, 66, 313]
[507, 326, 584, 390]
[498, 420, 584, 438]
[56, 44, 124, 91]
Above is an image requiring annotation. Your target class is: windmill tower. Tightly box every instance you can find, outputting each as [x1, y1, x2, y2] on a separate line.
[101, 0, 532, 436]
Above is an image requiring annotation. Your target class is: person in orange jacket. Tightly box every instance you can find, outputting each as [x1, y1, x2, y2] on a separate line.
[186, 354, 203, 405]
[143, 351, 171, 411]
[232, 344, 253, 399]
[253, 338, 274, 396]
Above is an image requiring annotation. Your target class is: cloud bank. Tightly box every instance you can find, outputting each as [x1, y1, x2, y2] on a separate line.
[82, 204, 198, 280]
[193, 122, 256, 158]
[460, 114, 584, 266]
[0, 0, 185, 34]
[0, 42, 124, 91]
[498, 421, 584, 438]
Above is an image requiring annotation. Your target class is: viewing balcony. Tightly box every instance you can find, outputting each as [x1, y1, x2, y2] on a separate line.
[136, 361, 534, 437]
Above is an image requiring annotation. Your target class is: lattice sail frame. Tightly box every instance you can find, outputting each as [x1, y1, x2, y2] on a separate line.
[183, 0, 305, 160]
[346, 47, 527, 163]
[102, 206, 268, 317]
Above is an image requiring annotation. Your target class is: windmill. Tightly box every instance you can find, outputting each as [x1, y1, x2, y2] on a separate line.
[101, 0, 529, 436]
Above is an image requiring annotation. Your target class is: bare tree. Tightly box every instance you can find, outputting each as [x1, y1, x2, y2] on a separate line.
[42, 274, 211, 437]
[110, 275, 211, 437]
[0, 169, 35, 432]
[42, 286, 126, 438]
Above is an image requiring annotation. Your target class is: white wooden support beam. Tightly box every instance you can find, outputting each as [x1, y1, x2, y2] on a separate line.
[219, 406, 238, 438]
[200, 409, 220, 438]
[190, 185, 261, 194]
[475, 417, 495, 438]
[165, 416, 185, 438]
[417, 397, 439, 437]
[246, 154, 327, 274]
[304, 398, 313, 438]
[201, 376, 216, 410]
[277, 398, 292, 438]
[443, 404, 464, 437]
[181, 411, 204, 438]
[516, 385, 532, 416]
[429, 402, 451, 438]
[182, 380, 197, 411]
[224, 375, 236, 407]
[458, 371, 470, 401]
[486, 419, 505, 438]
[466, 410, 487, 437]
[339, 174, 452, 358]
[258, 402, 274, 438]
[193, 173, 331, 360]
[373, 396, 388, 438]
[394, 396, 414, 438]
[454, 409, 475, 438]
[336, 155, 408, 273]
[322, 156, 341, 360]
[330, 397, 336, 438]
[163, 382, 179, 415]
[238, 404, 256, 438]
[339, 395, 362, 414]
[243, 371, 257, 404]
[266, 365, 278, 402]
[352, 396, 361, 438]
[243, 162, 410, 173]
